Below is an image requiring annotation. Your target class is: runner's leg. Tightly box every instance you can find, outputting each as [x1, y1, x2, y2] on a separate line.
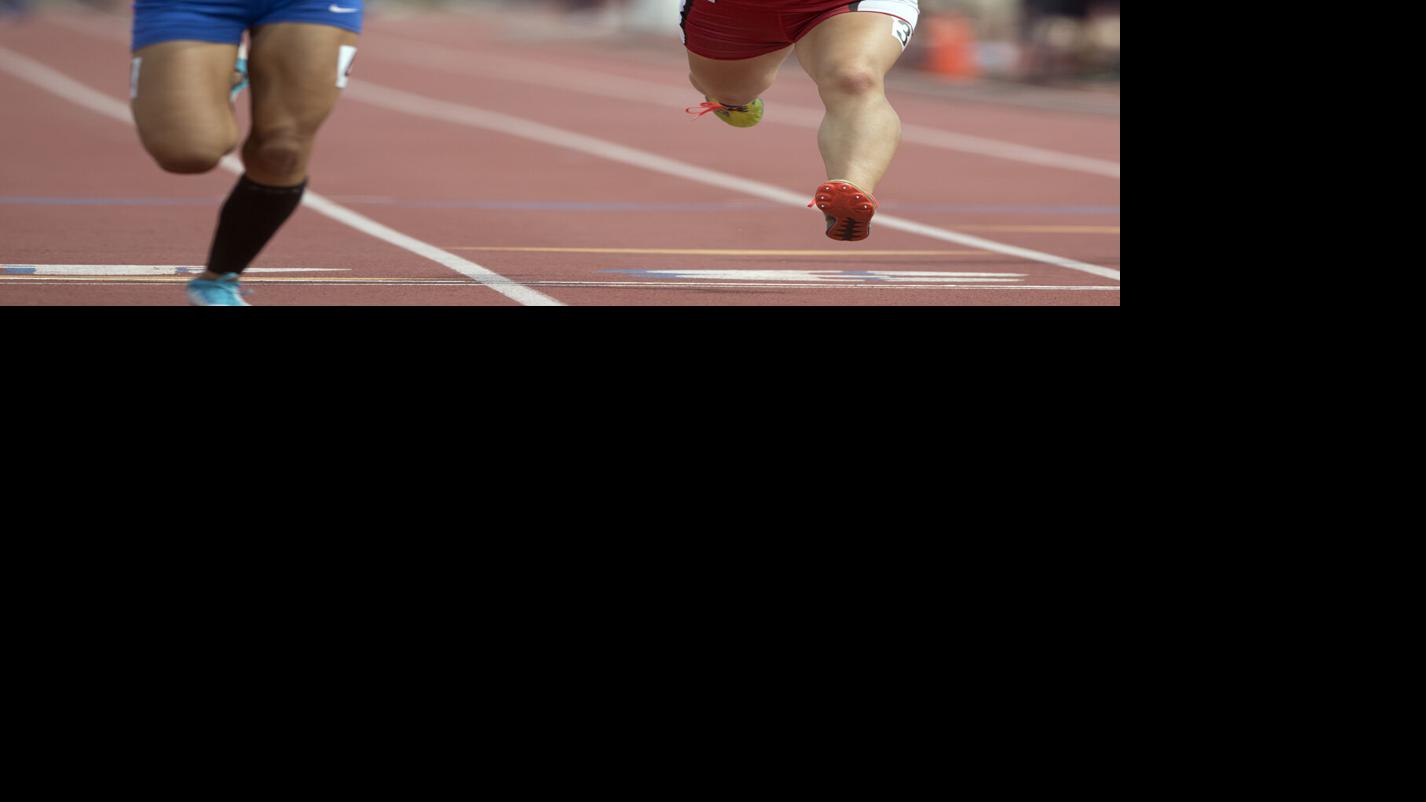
[794, 12, 909, 193]
[688, 46, 792, 108]
[201, 22, 357, 280]
[242, 22, 357, 186]
[131, 41, 241, 174]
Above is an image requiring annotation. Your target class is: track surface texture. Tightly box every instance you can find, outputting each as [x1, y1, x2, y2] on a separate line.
[0, 6, 1121, 306]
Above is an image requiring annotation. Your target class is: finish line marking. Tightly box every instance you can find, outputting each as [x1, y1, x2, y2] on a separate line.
[445, 247, 992, 257]
[0, 265, 348, 276]
[603, 269, 1027, 284]
[1, 271, 1119, 291]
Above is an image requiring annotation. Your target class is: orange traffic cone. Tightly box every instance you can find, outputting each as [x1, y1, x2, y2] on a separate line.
[924, 14, 981, 80]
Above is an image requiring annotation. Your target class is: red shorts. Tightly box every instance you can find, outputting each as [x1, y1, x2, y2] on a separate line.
[681, 0, 920, 61]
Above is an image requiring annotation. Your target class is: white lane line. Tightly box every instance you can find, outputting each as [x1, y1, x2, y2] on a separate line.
[0, 45, 564, 307]
[44, 13, 1120, 280]
[346, 82, 1121, 282]
[23, 17, 1119, 283]
[610, 270, 1027, 283]
[364, 33, 1122, 180]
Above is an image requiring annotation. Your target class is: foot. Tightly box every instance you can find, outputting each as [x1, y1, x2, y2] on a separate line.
[687, 97, 765, 128]
[811, 181, 879, 242]
[187, 272, 250, 306]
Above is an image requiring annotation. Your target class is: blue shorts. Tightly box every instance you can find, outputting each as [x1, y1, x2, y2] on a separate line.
[132, 0, 364, 52]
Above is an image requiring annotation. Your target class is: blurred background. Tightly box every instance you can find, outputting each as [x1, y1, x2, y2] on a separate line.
[1, 0, 1120, 88]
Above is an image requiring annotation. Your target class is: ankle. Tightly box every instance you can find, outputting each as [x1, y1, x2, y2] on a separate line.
[826, 178, 876, 195]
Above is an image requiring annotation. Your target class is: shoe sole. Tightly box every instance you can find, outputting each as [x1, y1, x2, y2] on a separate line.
[814, 182, 877, 242]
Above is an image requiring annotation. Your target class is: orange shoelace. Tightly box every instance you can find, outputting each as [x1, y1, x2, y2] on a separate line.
[685, 101, 748, 119]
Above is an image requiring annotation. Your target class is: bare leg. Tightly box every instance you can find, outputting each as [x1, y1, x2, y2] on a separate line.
[131, 40, 241, 174]
[687, 46, 793, 107]
[794, 13, 909, 193]
[242, 22, 358, 187]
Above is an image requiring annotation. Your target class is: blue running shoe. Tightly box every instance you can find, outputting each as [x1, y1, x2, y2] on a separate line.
[187, 273, 250, 307]
[230, 44, 249, 104]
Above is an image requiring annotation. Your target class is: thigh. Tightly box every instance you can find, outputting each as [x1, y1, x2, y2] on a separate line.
[794, 9, 915, 85]
[246, 22, 359, 136]
[682, 0, 794, 93]
[688, 46, 794, 97]
[131, 40, 241, 151]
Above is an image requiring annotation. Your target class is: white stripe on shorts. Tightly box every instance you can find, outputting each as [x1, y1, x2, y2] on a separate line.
[855, 0, 920, 29]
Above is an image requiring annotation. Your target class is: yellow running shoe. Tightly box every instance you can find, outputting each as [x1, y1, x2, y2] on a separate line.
[686, 97, 765, 128]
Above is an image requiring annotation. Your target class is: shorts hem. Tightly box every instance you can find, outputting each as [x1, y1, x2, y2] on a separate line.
[132, 31, 245, 52]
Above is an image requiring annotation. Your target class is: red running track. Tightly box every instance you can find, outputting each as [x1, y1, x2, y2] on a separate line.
[0, 7, 1121, 306]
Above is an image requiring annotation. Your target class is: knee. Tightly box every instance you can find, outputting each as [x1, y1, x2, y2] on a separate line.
[244, 129, 309, 180]
[148, 142, 228, 175]
[819, 64, 884, 98]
